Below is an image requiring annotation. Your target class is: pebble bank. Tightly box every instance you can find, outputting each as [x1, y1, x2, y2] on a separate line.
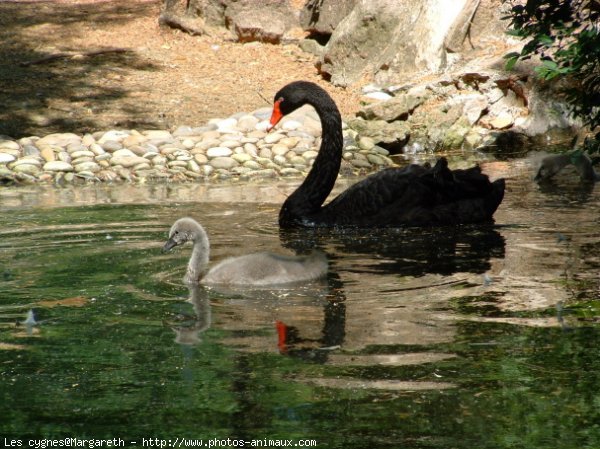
[0, 106, 395, 185]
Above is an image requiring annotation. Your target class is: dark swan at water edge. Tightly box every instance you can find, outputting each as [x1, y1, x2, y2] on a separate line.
[268, 81, 505, 228]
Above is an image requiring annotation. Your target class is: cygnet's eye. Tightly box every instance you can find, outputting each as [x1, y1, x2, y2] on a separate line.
[174, 230, 179, 234]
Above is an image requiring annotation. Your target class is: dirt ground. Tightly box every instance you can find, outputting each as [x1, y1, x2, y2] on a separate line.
[0, 0, 363, 138]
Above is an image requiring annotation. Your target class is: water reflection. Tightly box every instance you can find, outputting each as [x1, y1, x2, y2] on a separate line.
[170, 285, 212, 345]
[280, 225, 506, 277]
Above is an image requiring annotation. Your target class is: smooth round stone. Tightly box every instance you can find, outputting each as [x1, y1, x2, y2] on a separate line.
[128, 145, 150, 157]
[43, 161, 73, 171]
[194, 138, 222, 151]
[259, 147, 272, 159]
[351, 159, 372, 168]
[241, 137, 259, 144]
[89, 143, 106, 156]
[219, 140, 241, 149]
[143, 130, 173, 140]
[66, 143, 87, 153]
[302, 150, 319, 160]
[181, 138, 195, 149]
[75, 161, 101, 173]
[202, 165, 214, 176]
[98, 130, 130, 143]
[194, 154, 208, 164]
[23, 144, 40, 156]
[122, 134, 147, 147]
[201, 130, 221, 140]
[216, 118, 237, 132]
[220, 133, 243, 141]
[133, 163, 152, 171]
[71, 150, 95, 159]
[358, 136, 375, 151]
[113, 149, 137, 158]
[303, 117, 322, 136]
[343, 152, 354, 160]
[72, 156, 94, 165]
[0, 153, 16, 164]
[232, 166, 252, 175]
[367, 154, 386, 165]
[280, 168, 301, 176]
[271, 144, 289, 156]
[279, 137, 300, 147]
[252, 107, 272, 120]
[255, 157, 272, 167]
[101, 140, 123, 152]
[58, 151, 71, 163]
[209, 157, 238, 169]
[281, 119, 302, 131]
[206, 147, 233, 158]
[0, 140, 20, 151]
[273, 155, 287, 166]
[172, 126, 195, 137]
[232, 153, 253, 164]
[110, 155, 148, 168]
[247, 130, 266, 139]
[82, 134, 96, 146]
[12, 157, 41, 167]
[187, 160, 201, 173]
[264, 133, 284, 144]
[243, 160, 261, 170]
[12, 164, 40, 175]
[168, 160, 188, 168]
[94, 153, 112, 162]
[247, 168, 277, 179]
[371, 146, 390, 156]
[289, 156, 307, 166]
[98, 160, 110, 168]
[40, 147, 55, 162]
[237, 115, 259, 131]
[152, 155, 168, 166]
[243, 143, 258, 156]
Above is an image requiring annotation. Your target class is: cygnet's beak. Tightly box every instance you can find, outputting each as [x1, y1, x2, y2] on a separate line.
[162, 238, 178, 252]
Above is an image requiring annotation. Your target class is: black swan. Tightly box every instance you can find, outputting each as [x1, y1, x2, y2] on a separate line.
[268, 81, 505, 228]
[163, 217, 328, 285]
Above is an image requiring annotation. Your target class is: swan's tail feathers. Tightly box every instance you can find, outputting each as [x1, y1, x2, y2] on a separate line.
[486, 178, 506, 218]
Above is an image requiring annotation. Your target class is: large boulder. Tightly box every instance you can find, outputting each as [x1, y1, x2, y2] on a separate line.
[300, 0, 356, 35]
[318, 0, 474, 86]
[226, 0, 297, 44]
[186, 0, 297, 43]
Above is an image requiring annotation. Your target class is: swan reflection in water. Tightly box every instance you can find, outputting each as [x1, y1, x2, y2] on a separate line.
[167, 222, 505, 367]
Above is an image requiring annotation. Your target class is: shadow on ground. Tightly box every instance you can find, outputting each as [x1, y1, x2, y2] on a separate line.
[0, 1, 160, 138]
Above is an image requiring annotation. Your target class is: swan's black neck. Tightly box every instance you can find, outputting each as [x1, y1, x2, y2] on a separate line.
[279, 95, 343, 227]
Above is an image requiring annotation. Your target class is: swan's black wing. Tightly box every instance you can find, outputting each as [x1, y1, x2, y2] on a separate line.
[315, 159, 505, 227]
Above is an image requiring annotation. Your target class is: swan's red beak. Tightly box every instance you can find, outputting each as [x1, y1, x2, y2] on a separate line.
[267, 99, 283, 132]
[275, 320, 288, 354]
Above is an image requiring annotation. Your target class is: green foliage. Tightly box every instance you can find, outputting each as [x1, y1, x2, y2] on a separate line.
[503, 0, 600, 129]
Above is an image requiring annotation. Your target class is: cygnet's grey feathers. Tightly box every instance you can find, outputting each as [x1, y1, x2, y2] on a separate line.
[203, 251, 328, 286]
[163, 217, 327, 286]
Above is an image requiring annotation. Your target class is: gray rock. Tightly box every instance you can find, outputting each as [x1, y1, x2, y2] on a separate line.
[227, 1, 296, 44]
[0, 153, 16, 164]
[75, 161, 101, 173]
[207, 147, 233, 158]
[12, 163, 40, 175]
[358, 92, 429, 121]
[347, 118, 410, 146]
[300, 0, 356, 34]
[209, 156, 239, 170]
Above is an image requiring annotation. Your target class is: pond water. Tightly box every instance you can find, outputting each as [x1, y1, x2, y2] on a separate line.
[1, 158, 599, 449]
